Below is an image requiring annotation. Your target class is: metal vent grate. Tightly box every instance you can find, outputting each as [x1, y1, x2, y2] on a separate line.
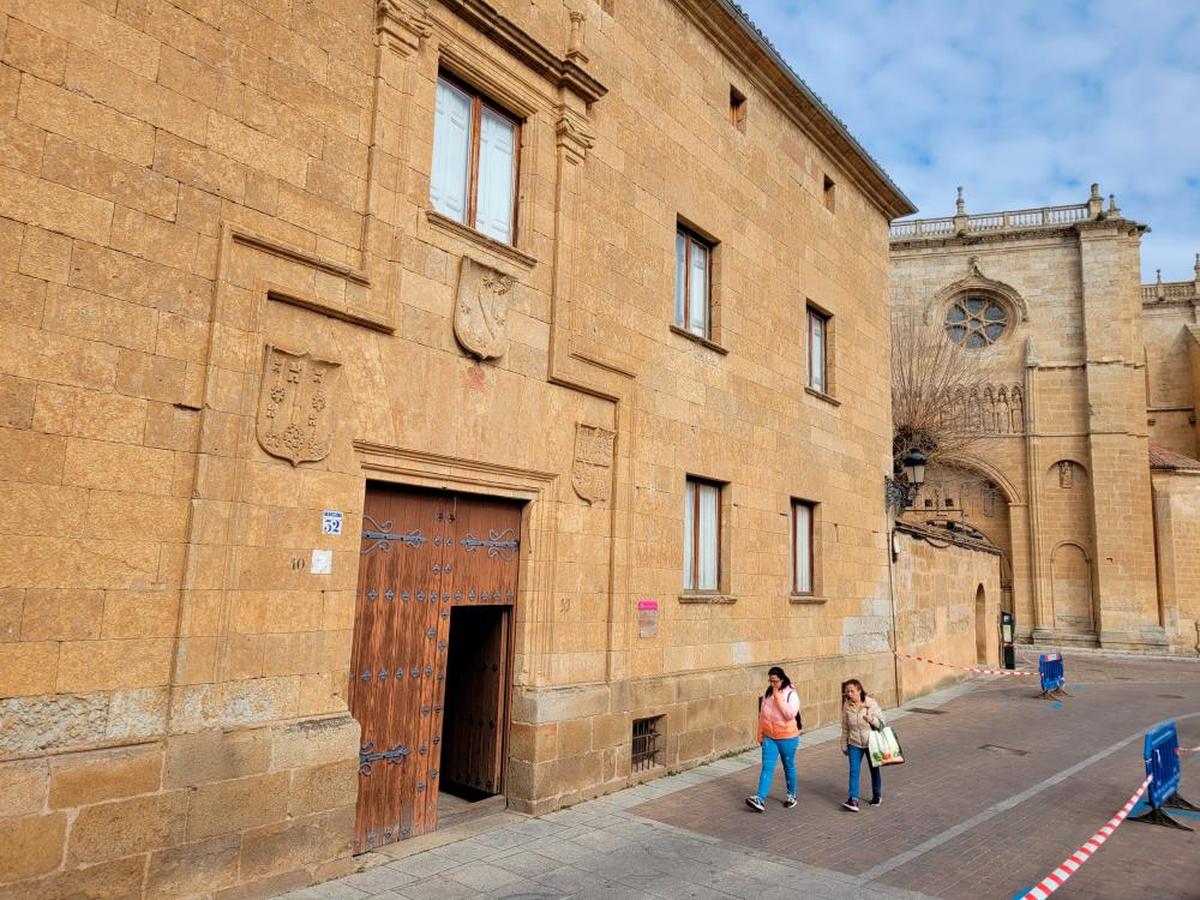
[907, 707, 948, 715]
[631, 716, 664, 773]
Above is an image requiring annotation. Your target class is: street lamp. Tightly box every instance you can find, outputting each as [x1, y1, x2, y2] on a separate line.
[885, 449, 927, 511]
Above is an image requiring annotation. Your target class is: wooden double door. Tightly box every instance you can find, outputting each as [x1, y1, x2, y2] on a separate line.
[350, 484, 520, 851]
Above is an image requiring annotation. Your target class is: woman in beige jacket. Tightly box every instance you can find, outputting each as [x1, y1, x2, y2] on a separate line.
[839, 678, 884, 812]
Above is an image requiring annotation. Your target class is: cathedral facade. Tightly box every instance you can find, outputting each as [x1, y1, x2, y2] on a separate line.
[891, 186, 1200, 656]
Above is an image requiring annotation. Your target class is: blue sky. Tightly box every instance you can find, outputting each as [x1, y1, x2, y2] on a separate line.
[735, 0, 1200, 281]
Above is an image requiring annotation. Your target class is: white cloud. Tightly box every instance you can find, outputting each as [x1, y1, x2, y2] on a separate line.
[735, 0, 1200, 279]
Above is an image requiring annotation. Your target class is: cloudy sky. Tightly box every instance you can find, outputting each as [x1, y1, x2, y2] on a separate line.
[735, 0, 1200, 281]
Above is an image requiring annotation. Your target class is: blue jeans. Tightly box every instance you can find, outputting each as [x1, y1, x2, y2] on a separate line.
[848, 745, 881, 801]
[755, 735, 799, 800]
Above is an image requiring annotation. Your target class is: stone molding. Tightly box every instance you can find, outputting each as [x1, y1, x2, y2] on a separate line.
[437, 0, 608, 104]
[925, 256, 1029, 326]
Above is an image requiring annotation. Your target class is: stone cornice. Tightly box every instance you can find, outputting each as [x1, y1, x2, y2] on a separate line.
[673, 0, 914, 220]
[438, 0, 607, 104]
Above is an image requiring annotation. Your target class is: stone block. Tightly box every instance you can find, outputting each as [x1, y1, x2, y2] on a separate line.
[20, 589, 103, 641]
[70, 791, 188, 864]
[0, 269, 47, 330]
[0, 692, 109, 755]
[2, 18, 67, 84]
[116, 349, 187, 403]
[18, 226, 71, 284]
[87, 492, 189, 543]
[214, 868, 311, 900]
[146, 834, 240, 899]
[185, 771, 289, 841]
[163, 727, 272, 789]
[0, 757, 48, 818]
[62, 438, 175, 495]
[57, 638, 173, 692]
[0, 163, 113, 245]
[143, 401, 201, 451]
[270, 714, 359, 771]
[237, 805, 354, 881]
[0, 641, 58, 697]
[101, 589, 179, 639]
[49, 745, 163, 809]
[287, 759, 358, 818]
[0, 428, 66, 486]
[507, 721, 557, 762]
[556, 717, 592, 758]
[104, 687, 169, 742]
[0, 375, 36, 428]
[0, 855, 144, 900]
[31, 384, 145, 444]
[0, 813, 64, 884]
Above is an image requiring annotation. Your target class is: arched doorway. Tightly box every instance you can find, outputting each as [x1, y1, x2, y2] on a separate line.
[975, 584, 988, 664]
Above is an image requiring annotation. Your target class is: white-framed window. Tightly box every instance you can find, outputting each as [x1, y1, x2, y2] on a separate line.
[683, 477, 720, 591]
[792, 500, 815, 594]
[807, 306, 829, 392]
[430, 75, 520, 245]
[675, 227, 712, 338]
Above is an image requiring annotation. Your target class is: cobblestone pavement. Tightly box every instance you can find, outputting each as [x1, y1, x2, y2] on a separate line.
[285, 650, 1200, 899]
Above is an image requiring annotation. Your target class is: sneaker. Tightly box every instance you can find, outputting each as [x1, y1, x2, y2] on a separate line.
[783, 795, 797, 809]
[869, 796, 882, 807]
[842, 799, 860, 812]
[745, 795, 765, 813]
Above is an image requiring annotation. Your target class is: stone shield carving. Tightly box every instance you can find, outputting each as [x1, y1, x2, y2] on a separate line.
[256, 345, 340, 466]
[454, 256, 514, 360]
[572, 423, 615, 504]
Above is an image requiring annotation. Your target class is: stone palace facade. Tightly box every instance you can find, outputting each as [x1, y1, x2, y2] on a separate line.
[0, 0, 921, 895]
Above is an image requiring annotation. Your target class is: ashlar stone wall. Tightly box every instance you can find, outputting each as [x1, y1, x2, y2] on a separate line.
[0, 0, 913, 894]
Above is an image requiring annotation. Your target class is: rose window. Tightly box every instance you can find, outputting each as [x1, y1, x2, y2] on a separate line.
[945, 296, 1008, 348]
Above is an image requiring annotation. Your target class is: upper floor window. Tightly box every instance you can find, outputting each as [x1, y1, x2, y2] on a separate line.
[683, 477, 720, 591]
[945, 295, 1008, 348]
[807, 306, 829, 392]
[430, 75, 520, 245]
[675, 227, 712, 338]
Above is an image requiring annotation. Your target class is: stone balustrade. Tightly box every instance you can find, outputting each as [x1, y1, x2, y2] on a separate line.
[890, 184, 1114, 241]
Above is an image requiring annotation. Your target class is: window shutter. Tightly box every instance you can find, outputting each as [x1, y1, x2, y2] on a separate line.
[683, 481, 695, 590]
[431, 80, 472, 223]
[475, 108, 516, 243]
[809, 313, 825, 391]
[674, 232, 687, 327]
[688, 240, 708, 336]
[697, 482, 719, 590]
[794, 504, 812, 593]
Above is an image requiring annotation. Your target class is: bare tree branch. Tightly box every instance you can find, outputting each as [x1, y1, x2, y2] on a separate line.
[891, 314, 987, 471]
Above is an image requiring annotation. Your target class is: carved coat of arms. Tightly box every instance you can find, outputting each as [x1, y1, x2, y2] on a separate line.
[454, 256, 514, 360]
[572, 423, 615, 504]
[256, 345, 340, 466]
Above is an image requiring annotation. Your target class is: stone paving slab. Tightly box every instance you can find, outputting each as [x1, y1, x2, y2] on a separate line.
[286, 650, 1199, 899]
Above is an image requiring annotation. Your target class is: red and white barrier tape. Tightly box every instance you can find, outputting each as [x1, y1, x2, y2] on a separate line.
[896, 650, 1037, 677]
[1178, 745, 1200, 755]
[1018, 775, 1152, 900]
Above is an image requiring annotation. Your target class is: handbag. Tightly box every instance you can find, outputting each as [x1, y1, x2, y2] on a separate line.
[867, 721, 904, 766]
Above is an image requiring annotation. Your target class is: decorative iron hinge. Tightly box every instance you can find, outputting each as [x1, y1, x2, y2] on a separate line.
[359, 741, 409, 775]
[361, 515, 427, 554]
[461, 529, 519, 560]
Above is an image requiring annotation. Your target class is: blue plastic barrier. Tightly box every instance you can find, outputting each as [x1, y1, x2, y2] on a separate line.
[1038, 652, 1065, 696]
[1131, 720, 1199, 830]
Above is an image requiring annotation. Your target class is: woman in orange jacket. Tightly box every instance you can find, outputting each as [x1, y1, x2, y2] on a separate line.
[745, 666, 801, 812]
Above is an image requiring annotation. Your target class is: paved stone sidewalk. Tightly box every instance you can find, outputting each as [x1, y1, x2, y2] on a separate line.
[285, 650, 1200, 899]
